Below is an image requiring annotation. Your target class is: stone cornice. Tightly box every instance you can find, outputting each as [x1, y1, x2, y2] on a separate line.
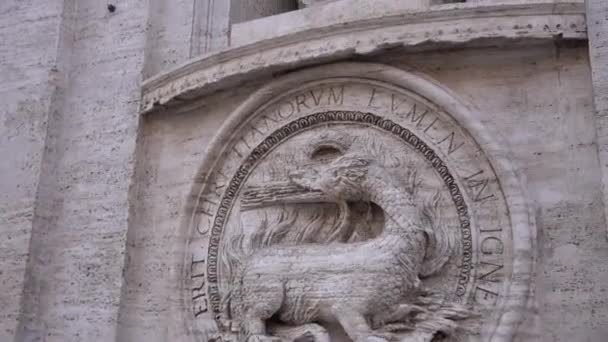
[141, 1, 586, 114]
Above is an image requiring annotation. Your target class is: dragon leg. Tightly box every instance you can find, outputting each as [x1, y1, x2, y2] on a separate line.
[334, 309, 388, 342]
[269, 322, 330, 342]
[237, 283, 285, 342]
[371, 304, 428, 329]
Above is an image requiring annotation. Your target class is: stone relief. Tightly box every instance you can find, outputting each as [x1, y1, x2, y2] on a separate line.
[184, 66, 534, 342]
[226, 145, 474, 342]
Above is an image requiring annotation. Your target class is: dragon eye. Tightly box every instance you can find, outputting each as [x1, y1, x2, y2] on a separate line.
[311, 145, 343, 160]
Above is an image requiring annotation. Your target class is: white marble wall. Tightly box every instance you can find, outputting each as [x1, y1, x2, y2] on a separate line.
[0, 0, 606, 341]
[2, 1, 148, 341]
[586, 0, 608, 240]
[382, 45, 608, 341]
[129, 43, 607, 342]
[0, 0, 67, 338]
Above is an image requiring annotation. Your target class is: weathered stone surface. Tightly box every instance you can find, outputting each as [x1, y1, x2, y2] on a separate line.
[142, 1, 586, 113]
[144, 0, 198, 78]
[180, 64, 535, 342]
[191, 0, 231, 56]
[384, 46, 608, 341]
[2, 1, 148, 341]
[1, 0, 608, 341]
[586, 0, 608, 238]
[0, 0, 66, 338]
[125, 43, 606, 341]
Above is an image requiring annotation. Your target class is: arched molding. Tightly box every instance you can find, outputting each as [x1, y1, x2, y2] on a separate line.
[142, 1, 585, 114]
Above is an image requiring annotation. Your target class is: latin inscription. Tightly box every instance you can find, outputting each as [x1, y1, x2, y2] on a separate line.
[196, 170, 230, 236]
[367, 88, 467, 158]
[436, 131, 464, 155]
[213, 85, 477, 178]
[475, 220, 504, 306]
[191, 256, 209, 317]
[188, 82, 515, 328]
[463, 170, 496, 203]
[222, 85, 348, 166]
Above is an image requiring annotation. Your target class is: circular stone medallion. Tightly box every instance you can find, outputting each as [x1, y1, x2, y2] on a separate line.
[183, 65, 534, 342]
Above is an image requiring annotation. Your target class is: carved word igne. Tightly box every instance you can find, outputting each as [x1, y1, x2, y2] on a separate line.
[476, 228, 505, 303]
[477, 261, 504, 282]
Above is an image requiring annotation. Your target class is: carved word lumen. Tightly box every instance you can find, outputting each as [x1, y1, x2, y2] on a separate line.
[194, 85, 497, 235]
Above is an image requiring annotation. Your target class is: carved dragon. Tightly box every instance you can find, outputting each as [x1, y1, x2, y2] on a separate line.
[224, 153, 465, 342]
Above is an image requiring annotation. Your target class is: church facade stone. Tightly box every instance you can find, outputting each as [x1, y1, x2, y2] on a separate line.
[1, 1, 607, 341]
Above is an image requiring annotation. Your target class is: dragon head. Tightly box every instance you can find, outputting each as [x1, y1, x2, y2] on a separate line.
[288, 154, 374, 201]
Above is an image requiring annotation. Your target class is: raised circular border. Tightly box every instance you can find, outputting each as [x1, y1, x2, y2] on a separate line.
[204, 111, 474, 317]
[179, 63, 536, 342]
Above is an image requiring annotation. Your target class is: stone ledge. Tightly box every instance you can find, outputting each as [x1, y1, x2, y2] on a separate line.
[231, 0, 583, 46]
[141, 1, 586, 114]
